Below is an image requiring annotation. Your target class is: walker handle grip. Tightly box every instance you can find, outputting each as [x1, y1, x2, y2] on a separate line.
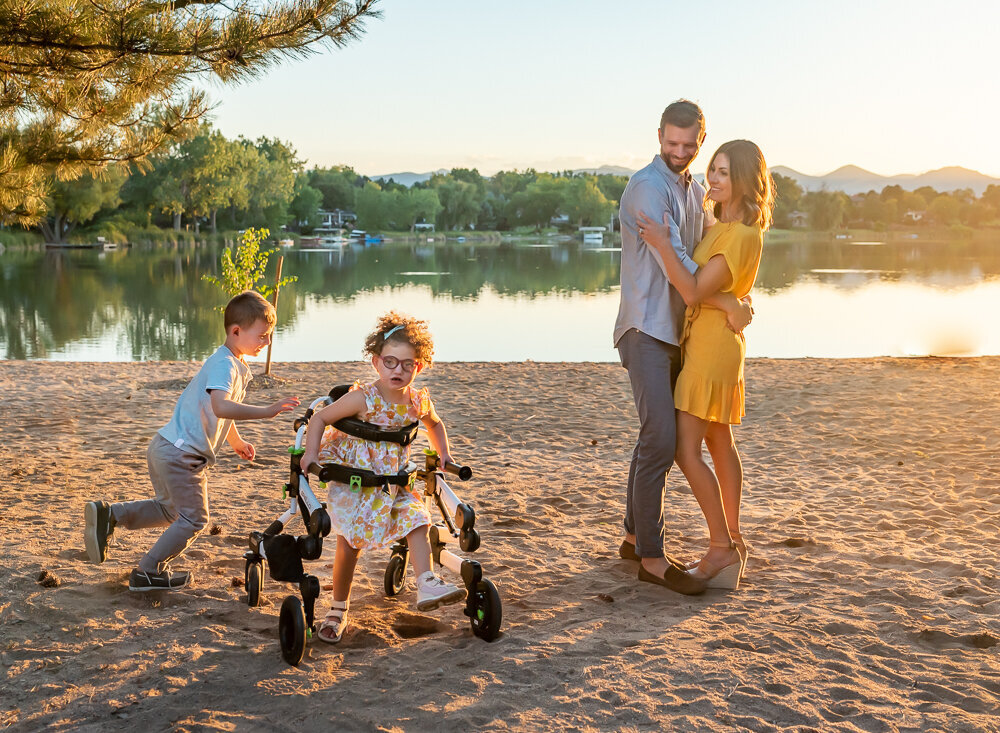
[307, 462, 323, 476]
[444, 461, 472, 481]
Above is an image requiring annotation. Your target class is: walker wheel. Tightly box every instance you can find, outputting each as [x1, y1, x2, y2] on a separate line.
[246, 560, 264, 608]
[279, 595, 307, 666]
[384, 553, 407, 597]
[468, 578, 502, 641]
[460, 528, 481, 553]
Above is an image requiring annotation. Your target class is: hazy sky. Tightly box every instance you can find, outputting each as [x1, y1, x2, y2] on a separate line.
[208, 0, 1000, 178]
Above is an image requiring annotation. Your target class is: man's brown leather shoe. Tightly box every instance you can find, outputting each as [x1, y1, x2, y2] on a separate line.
[619, 541, 689, 573]
[638, 563, 706, 596]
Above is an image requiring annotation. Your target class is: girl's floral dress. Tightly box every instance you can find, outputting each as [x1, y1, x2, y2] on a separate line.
[318, 381, 432, 550]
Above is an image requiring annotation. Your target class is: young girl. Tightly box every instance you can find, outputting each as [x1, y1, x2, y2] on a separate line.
[299, 312, 465, 643]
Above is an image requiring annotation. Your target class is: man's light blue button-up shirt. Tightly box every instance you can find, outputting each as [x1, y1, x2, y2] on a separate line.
[614, 154, 705, 348]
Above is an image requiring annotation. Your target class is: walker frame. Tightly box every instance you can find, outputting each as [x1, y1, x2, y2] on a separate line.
[242, 394, 503, 665]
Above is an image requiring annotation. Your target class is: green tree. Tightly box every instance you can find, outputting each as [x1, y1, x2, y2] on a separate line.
[880, 184, 905, 201]
[394, 188, 442, 232]
[510, 175, 565, 230]
[561, 176, 614, 227]
[243, 137, 300, 227]
[860, 192, 890, 227]
[771, 172, 803, 229]
[37, 169, 126, 242]
[290, 176, 323, 231]
[309, 166, 365, 210]
[595, 174, 629, 206]
[203, 227, 296, 300]
[982, 184, 1000, 211]
[431, 176, 482, 230]
[900, 191, 928, 221]
[0, 0, 379, 226]
[802, 190, 847, 230]
[354, 181, 391, 230]
[929, 194, 960, 225]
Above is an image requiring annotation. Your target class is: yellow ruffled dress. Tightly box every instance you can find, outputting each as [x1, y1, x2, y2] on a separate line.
[674, 221, 763, 425]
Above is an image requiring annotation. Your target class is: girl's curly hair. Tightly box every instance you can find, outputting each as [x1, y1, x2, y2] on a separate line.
[362, 311, 435, 366]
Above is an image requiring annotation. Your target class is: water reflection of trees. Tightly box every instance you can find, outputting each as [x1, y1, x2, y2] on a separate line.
[288, 242, 621, 301]
[0, 241, 621, 359]
[4, 238, 999, 359]
[755, 239, 1000, 292]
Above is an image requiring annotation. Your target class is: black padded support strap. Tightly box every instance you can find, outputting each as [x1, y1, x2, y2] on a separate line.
[317, 462, 413, 488]
[334, 416, 419, 446]
[327, 384, 419, 446]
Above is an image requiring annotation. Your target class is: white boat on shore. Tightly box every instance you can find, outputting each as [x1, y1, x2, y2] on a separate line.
[579, 226, 605, 244]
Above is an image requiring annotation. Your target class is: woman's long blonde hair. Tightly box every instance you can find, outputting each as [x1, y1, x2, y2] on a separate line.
[705, 140, 775, 232]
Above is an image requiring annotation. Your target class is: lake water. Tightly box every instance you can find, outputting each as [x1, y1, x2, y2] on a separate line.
[2, 235, 1000, 362]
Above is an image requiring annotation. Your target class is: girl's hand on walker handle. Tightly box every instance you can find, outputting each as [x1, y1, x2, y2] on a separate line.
[268, 396, 300, 417]
[636, 211, 672, 251]
[300, 450, 318, 473]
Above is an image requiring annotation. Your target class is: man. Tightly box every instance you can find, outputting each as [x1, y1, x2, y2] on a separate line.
[614, 99, 751, 595]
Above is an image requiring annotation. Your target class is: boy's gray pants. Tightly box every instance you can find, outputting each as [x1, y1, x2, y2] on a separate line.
[617, 328, 682, 560]
[112, 433, 210, 573]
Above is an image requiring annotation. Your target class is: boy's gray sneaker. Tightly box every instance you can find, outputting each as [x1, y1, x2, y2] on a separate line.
[84, 500, 116, 563]
[128, 568, 192, 592]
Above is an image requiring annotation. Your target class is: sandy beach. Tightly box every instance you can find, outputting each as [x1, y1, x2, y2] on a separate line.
[1, 358, 998, 732]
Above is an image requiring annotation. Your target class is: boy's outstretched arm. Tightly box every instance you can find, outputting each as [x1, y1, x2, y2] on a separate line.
[210, 390, 299, 420]
[226, 424, 255, 461]
[226, 423, 255, 461]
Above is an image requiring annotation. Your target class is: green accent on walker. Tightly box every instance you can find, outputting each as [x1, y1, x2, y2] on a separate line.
[287, 446, 304, 455]
[477, 608, 485, 620]
[423, 448, 437, 456]
[282, 485, 287, 500]
[350, 475, 362, 491]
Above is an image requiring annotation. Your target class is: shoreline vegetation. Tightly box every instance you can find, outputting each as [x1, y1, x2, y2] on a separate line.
[2, 225, 997, 251]
[3, 124, 998, 251]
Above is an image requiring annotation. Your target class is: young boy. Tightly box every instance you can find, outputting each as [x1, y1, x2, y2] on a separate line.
[85, 290, 300, 591]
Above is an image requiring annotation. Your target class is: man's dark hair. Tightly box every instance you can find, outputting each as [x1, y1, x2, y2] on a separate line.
[659, 99, 705, 136]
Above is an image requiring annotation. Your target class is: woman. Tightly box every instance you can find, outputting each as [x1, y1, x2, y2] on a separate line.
[637, 139, 774, 589]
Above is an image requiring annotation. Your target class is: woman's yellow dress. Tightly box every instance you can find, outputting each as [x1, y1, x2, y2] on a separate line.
[674, 221, 763, 425]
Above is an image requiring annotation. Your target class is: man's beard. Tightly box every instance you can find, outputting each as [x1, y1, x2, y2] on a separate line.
[664, 155, 692, 175]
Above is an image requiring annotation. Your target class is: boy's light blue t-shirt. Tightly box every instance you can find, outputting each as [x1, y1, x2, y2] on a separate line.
[158, 345, 253, 466]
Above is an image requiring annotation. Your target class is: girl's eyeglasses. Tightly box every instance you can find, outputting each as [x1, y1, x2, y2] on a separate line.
[379, 355, 419, 372]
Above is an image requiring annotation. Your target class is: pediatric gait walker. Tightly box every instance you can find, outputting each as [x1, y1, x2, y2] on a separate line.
[242, 386, 502, 665]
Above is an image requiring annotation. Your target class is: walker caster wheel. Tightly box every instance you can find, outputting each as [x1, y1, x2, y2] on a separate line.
[245, 560, 264, 608]
[384, 553, 407, 597]
[468, 578, 502, 641]
[279, 595, 307, 666]
[460, 528, 481, 553]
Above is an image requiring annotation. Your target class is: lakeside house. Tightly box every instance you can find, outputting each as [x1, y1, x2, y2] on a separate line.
[788, 210, 809, 228]
[579, 226, 605, 243]
[314, 209, 357, 233]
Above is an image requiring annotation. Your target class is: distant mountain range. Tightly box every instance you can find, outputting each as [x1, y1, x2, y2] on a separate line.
[370, 165, 635, 187]
[371, 164, 1000, 196]
[771, 165, 1000, 196]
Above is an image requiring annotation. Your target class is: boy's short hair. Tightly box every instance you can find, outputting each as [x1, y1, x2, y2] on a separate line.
[224, 291, 276, 330]
[659, 99, 705, 136]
